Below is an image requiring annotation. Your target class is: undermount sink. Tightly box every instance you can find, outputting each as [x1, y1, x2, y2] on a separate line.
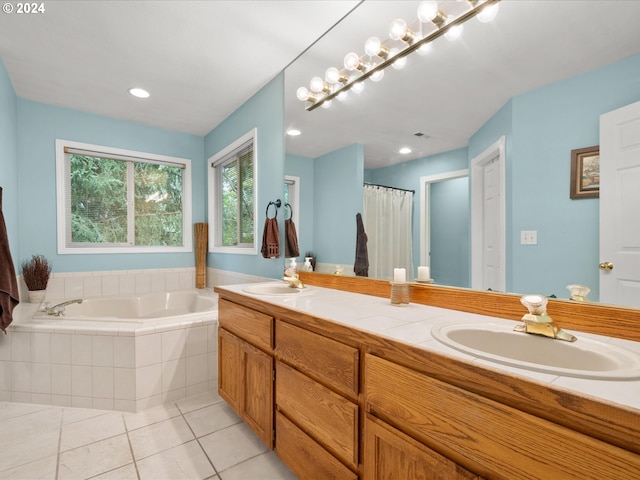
[242, 283, 306, 296]
[431, 322, 640, 380]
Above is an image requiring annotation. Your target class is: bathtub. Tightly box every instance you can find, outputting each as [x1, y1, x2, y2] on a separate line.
[34, 290, 216, 323]
[5, 290, 218, 412]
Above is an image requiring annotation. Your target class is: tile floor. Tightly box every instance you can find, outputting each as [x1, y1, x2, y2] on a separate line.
[0, 391, 298, 480]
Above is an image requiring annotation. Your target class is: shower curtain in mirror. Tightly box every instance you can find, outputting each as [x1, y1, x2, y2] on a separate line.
[363, 185, 414, 280]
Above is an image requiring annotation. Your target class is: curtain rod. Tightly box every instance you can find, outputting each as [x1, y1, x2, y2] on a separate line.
[364, 183, 415, 194]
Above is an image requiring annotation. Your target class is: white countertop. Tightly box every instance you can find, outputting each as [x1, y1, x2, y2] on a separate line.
[219, 282, 640, 412]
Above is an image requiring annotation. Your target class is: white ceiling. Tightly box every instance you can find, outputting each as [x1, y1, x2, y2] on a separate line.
[285, 0, 640, 168]
[0, 0, 360, 136]
[2, 1, 640, 169]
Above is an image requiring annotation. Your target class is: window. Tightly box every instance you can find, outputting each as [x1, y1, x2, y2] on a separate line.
[55, 139, 192, 254]
[208, 129, 258, 254]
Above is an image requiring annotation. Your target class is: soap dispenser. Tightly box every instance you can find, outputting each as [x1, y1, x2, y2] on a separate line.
[302, 257, 313, 272]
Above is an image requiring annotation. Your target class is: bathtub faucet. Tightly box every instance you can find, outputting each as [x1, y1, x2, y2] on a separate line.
[46, 299, 83, 316]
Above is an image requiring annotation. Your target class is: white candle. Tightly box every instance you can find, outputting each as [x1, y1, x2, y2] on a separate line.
[393, 268, 406, 283]
[418, 266, 430, 281]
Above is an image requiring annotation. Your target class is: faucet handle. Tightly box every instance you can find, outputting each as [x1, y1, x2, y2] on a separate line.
[520, 294, 548, 316]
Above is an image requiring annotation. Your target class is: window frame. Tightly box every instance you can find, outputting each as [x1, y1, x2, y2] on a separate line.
[55, 139, 193, 254]
[207, 128, 258, 255]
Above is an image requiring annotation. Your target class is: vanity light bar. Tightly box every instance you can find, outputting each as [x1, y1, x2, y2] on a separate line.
[300, 0, 501, 112]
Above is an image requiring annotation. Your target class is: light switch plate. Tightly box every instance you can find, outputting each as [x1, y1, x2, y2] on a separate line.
[520, 230, 538, 245]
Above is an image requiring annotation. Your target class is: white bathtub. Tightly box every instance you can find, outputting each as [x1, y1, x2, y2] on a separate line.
[33, 290, 217, 323]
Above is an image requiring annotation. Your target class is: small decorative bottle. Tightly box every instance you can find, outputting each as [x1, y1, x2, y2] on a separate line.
[302, 257, 313, 272]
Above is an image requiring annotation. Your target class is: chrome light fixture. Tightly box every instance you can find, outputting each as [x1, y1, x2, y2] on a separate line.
[297, 0, 501, 111]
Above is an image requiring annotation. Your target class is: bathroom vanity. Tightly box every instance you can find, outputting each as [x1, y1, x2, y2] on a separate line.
[215, 275, 640, 480]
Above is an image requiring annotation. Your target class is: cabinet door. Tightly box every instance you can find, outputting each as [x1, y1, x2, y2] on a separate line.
[364, 414, 477, 480]
[243, 340, 274, 448]
[218, 328, 274, 449]
[218, 328, 243, 414]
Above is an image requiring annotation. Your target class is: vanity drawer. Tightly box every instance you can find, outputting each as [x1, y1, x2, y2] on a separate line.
[275, 319, 359, 399]
[276, 411, 358, 480]
[219, 298, 273, 351]
[276, 361, 359, 470]
[364, 353, 640, 480]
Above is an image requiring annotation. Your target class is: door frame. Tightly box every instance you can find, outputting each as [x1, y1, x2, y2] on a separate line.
[470, 136, 506, 292]
[419, 169, 469, 268]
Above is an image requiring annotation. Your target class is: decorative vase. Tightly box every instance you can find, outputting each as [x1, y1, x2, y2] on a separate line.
[27, 289, 46, 304]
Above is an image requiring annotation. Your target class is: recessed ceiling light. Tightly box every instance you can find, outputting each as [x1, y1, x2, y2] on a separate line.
[287, 128, 301, 136]
[399, 147, 412, 154]
[128, 88, 150, 98]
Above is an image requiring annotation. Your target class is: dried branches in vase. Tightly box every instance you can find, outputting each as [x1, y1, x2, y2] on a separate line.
[21, 254, 52, 292]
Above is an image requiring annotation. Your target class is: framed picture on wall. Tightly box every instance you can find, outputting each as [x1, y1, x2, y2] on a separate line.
[570, 145, 600, 199]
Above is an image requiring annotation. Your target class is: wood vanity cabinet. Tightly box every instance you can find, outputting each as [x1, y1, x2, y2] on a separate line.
[274, 319, 360, 478]
[218, 299, 274, 448]
[364, 413, 478, 480]
[364, 353, 640, 480]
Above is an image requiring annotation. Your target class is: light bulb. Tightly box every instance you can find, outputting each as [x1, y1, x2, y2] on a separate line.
[325, 67, 346, 84]
[310, 76, 327, 93]
[351, 82, 365, 94]
[477, 3, 499, 23]
[399, 147, 412, 154]
[296, 86, 310, 101]
[365, 36, 381, 56]
[389, 18, 409, 41]
[321, 100, 332, 109]
[445, 18, 464, 41]
[417, 42, 432, 56]
[337, 91, 349, 102]
[389, 48, 407, 70]
[370, 69, 384, 82]
[286, 129, 301, 136]
[417, 1, 438, 22]
[344, 52, 362, 71]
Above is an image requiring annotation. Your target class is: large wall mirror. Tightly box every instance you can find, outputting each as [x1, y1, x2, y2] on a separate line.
[284, 0, 640, 308]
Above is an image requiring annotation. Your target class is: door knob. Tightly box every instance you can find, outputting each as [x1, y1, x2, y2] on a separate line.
[599, 261, 614, 271]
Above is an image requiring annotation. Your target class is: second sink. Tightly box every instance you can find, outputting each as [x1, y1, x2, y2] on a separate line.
[431, 322, 640, 380]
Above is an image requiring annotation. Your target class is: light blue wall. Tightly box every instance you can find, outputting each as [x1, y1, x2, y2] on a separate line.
[285, 153, 314, 261]
[0, 59, 19, 269]
[367, 148, 468, 278]
[313, 143, 363, 266]
[204, 73, 285, 280]
[471, 53, 640, 299]
[16, 99, 205, 273]
[431, 176, 469, 287]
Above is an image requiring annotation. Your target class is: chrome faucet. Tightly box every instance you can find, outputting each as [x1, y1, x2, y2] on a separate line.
[45, 299, 83, 316]
[514, 294, 576, 342]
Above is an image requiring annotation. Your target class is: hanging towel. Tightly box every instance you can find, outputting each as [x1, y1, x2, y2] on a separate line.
[261, 217, 281, 258]
[354, 212, 369, 277]
[285, 218, 300, 259]
[0, 187, 20, 332]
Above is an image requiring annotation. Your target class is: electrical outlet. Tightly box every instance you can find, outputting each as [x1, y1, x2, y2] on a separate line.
[520, 230, 538, 245]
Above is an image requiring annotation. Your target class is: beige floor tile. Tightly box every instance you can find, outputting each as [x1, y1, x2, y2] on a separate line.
[58, 434, 133, 480]
[220, 451, 298, 480]
[123, 402, 181, 431]
[137, 439, 216, 480]
[60, 411, 126, 451]
[0, 453, 57, 480]
[62, 405, 111, 425]
[183, 401, 241, 438]
[199, 423, 268, 473]
[128, 415, 195, 460]
[91, 463, 139, 480]
[176, 390, 222, 414]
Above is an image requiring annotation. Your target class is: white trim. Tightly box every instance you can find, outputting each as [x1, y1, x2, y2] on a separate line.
[55, 139, 193, 255]
[470, 136, 506, 291]
[208, 128, 258, 255]
[420, 169, 469, 267]
[285, 175, 300, 231]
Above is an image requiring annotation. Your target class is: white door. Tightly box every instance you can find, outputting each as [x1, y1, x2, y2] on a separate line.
[471, 136, 506, 292]
[599, 100, 640, 306]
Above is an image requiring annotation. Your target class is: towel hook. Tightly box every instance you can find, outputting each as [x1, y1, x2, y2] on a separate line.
[266, 199, 281, 218]
[284, 203, 293, 220]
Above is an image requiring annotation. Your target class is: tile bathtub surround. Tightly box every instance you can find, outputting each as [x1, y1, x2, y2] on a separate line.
[0, 391, 298, 480]
[0, 317, 219, 412]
